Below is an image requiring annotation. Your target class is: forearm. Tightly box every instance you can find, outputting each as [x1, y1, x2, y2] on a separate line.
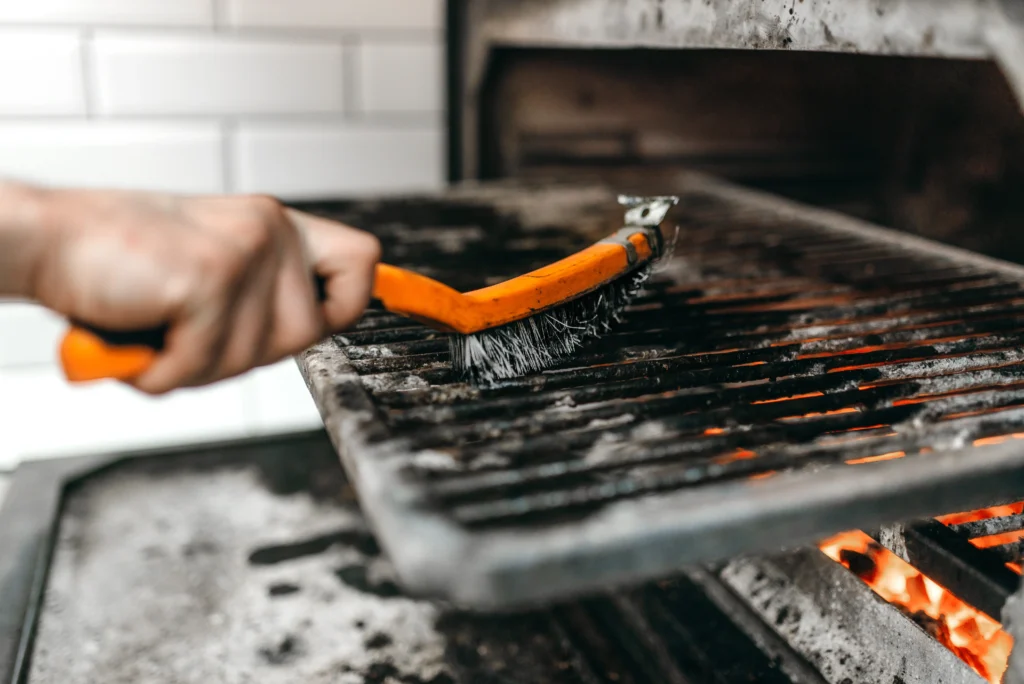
[0, 180, 51, 298]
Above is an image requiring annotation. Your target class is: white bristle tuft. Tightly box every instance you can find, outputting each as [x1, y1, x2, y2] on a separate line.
[450, 266, 652, 386]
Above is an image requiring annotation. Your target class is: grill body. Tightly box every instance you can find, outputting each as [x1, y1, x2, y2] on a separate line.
[297, 174, 1024, 609]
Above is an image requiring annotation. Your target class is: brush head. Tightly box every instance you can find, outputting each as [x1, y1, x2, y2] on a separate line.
[449, 266, 652, 385]
[449, 195, 677, 385]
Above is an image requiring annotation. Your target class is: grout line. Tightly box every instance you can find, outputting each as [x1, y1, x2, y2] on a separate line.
[0, 111, 443, 125]
[80, 28, 96, 117]
[343, 36, 360, 118]
[221, 118, 236, 193]
[0, 22, 442, 38]
[210, 0, 224, 30]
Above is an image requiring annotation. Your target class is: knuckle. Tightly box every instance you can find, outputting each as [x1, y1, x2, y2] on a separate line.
[236, 216, 276, 258]
[222, 195, 285, 257]
[246, 193, 284, 217]
[355, 231, 382, 264]
[198, 241, 247, 284]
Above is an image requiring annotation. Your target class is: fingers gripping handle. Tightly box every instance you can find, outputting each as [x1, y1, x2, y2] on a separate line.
[60, 325, 165, 383]
[59, 275, 330, 383]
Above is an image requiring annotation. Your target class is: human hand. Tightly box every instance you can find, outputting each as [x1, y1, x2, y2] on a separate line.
[16, 187, 379, 394]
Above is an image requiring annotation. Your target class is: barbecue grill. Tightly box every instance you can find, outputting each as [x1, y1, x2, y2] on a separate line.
[6, 1, 1024, 682]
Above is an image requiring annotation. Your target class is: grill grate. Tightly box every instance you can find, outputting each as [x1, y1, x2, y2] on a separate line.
[875, 502, 1024, 623]
[298, 175, 1024, 609]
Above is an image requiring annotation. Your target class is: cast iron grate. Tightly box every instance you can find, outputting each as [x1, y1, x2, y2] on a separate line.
[297, 175, 1024, 609]
[874, 501, 1024, 623]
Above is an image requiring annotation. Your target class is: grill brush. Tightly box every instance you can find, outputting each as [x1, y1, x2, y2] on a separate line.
[58, 195, 677, 386]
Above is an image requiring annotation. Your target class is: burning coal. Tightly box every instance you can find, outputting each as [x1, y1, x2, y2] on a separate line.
[820, 530, 1012, 683]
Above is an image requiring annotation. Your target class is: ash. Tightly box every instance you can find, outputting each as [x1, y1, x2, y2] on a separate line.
[27, 441, 582, 684]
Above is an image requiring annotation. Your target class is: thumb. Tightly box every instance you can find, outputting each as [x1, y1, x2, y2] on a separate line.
[286, 209, 381, 331]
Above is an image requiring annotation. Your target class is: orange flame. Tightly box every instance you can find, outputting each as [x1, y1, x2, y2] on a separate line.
[820, 531, 1012, 682]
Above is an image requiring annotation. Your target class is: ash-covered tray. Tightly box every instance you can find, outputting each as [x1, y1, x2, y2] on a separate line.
[297, 174, 1024, 610]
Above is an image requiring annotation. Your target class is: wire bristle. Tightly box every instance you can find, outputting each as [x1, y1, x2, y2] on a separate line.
[450, 266, 652, 386]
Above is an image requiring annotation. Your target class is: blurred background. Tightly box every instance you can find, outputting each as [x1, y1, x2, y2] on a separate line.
[0, 0, 445, 470]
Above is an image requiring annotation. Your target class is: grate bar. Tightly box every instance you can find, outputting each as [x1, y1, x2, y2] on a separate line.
[985, 542, 1024, 564]
[951, 514, 1024, 539]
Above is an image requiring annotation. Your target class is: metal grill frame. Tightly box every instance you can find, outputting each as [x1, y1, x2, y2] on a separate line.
[298, 173, 1024, 610]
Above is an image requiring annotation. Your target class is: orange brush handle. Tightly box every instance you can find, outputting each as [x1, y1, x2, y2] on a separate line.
[59, 276, 328, 384]
[60, 326, 162, 383]
[59, 226, 658, 383]
[372, 228, 656, 334]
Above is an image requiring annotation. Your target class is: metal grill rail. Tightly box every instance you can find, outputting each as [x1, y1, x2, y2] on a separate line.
[298, 176, 1024, 609]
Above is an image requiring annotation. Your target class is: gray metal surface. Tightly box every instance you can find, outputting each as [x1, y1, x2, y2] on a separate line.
[1004, 583, 1024, 684]
[464, 0, 1024, 104]
[297, 174, 1024, 609]
[453, 0, 1024, 183]
[24, 436, 578, 684]
[18, 432, 874, 684]
[719, 550, 985, 684]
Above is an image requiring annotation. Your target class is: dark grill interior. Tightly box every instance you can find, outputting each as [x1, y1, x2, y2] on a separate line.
[297, 177, 1024, 608]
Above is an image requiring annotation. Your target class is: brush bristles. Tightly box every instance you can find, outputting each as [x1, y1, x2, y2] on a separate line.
[450, 267, 652, 386]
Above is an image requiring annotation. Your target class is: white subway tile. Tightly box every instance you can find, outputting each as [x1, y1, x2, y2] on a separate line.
[243, 359, 323, 435]
[226, 0, 443, 30]
[359, 40, 443, 113]
[0, 0, 213, 26]
[0, 303, 65, 369]
[93, 33, 345, 115]
[234, 121, 444, 199]
[0, 29, 84, 115]
[0, 121, 224, 193]
[0, 367, 249, 469]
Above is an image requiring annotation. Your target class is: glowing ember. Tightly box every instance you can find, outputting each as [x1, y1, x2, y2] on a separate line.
[972, 433, 1024, 448]
[937, 502, 1024, 576]
[713, 448, 757, 465]
[820, 531, 1012, 683]
[845, 450, 905, 465]
[779, 406, 860, 421]
[751, 392, 824, 405]
[938, 502, 1024, 526]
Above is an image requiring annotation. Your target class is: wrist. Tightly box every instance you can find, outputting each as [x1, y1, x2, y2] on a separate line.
[0, 180, 55, 298]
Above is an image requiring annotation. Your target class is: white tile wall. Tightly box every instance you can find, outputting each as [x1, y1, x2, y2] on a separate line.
[0, 0, 446, 469]
[225, 0, 444, 31]
[243, 360, 323, 435]
[0, 30, 85, 115]
[0, 0, 214, 26]
[0, 302, 65, 369]
[0, 366, 250, 469]
[360, 40, 444, 113]
[0, 121, 224, 193]
[93, 33, 346, 115]
[236, 122, 444, 198]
